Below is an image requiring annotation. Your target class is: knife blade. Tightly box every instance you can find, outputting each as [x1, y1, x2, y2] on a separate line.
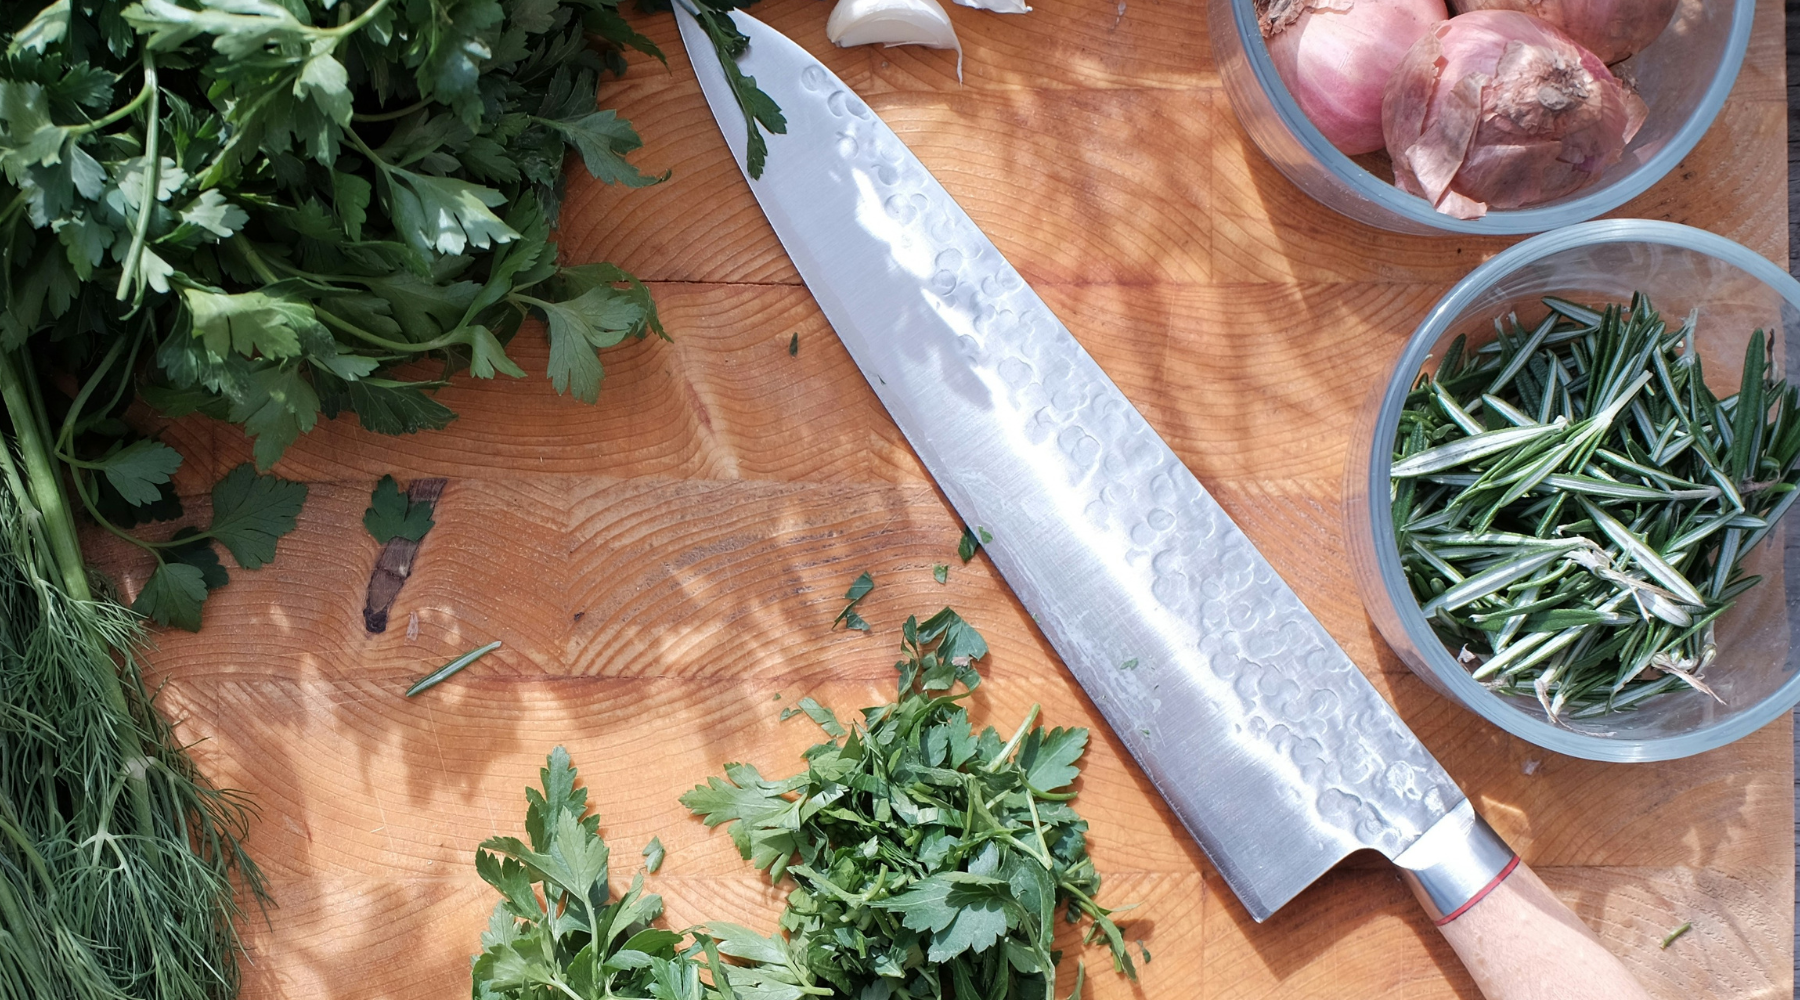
[671, 12, 1653, 997]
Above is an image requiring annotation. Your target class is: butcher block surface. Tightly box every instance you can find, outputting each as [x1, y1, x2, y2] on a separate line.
[91, 0, 1796, 996]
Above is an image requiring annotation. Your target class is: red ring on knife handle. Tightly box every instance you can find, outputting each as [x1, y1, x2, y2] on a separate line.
[1434, 854, 1520, 926]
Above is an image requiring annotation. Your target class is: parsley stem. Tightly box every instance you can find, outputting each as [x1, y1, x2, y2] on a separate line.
[352, 97, 431, 122]
[322, 0, 393, 37]
[0, 190, 24, 228]
[342, 126, 394, 173]
[1024, 791, 1053, 868]
[63, 460, 168, 554]
[113, 52, 159, 304]
[987, 703, 1040, 772]
[76, 65, 156, 135]
[235, 239, 469, 354]
[56, 336, 128, 454]
[545, 977, 585, 1000]
[314, 304, 470, 354]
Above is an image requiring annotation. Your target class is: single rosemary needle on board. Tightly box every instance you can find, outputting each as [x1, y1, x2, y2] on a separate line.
[407, 640, 504, 696]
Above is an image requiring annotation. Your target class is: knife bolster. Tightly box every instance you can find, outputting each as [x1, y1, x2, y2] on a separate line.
[1394, 799, 1518, 923]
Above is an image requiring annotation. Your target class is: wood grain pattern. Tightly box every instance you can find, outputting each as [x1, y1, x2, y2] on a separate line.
[86, 0, 1795, 996]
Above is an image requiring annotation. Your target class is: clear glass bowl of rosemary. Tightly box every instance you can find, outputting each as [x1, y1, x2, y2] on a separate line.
[1208, 0, 1754, 236]
[1348, 220, 1800, 761]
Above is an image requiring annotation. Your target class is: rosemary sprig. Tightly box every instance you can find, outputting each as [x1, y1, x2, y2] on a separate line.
[1393, 295, 1800, 719]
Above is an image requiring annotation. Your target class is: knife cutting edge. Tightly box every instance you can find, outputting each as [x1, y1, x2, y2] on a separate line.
[673, 9, 1654, 998]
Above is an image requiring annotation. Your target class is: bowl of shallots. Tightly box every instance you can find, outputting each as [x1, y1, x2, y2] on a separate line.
[1209, 0, 1754, 234]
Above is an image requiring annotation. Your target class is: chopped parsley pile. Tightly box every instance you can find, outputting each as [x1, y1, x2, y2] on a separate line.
[474, 609, 1137, 1000]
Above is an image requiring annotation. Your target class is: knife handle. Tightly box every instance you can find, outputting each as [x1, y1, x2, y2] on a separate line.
[1395, 803, 1652, 1000]
[1429, 857, 1653, 1000]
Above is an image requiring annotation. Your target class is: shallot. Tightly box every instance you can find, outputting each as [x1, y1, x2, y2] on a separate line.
[1262, 0, 1449, 154]
[1382, 10, 1646, 219]
[1450, 0, 1677, 64]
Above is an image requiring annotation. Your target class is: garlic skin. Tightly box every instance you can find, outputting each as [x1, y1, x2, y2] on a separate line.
[1382, 11, 1646, 219]
[826, 0, 963, 52]
[1450, 0, 1677, 64]
[1262, 0, 1449, 154]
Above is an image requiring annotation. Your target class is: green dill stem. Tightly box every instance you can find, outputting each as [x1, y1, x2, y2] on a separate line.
[0, 349, 158, 841]
[114, 52, 160, 303]
[0, 805, 53, 894]
[0, 871, 41, 985]
[0, 352, 89, 602]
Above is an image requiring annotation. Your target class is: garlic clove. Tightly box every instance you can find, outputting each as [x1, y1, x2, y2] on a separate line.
[951, 0, 1030, 13]
[826, 0, 961, 50]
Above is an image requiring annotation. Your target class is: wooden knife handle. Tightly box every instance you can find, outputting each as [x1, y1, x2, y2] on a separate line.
[1431, 857, 1652, 1000]
[1396, 802, 1650, 1000]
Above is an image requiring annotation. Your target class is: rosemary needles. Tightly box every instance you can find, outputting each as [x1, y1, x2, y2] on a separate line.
[1392, 294, 1800, 719]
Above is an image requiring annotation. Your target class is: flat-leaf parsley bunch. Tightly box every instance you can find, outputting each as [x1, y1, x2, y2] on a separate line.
[0, 0, 775, 627]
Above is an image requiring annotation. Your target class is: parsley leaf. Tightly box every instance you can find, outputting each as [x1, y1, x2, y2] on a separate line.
[180, 287, 313, 361]
[674, 1, 787, 178]
[958, 526, 982, 562]
[133, 561, 207, 632]
[364, 474, 435, 544]
[642, 836, 665, 874]
[543, 111, 662, 187]
[92, 439, 182, 507]
[1017, 726, 1088, 793]
[832, 571, 873, 632]
[167, 526, 229, 592]
[384, 168, 520, 256]
[206, 463, 306, 569]
[779, 696, 845, 738]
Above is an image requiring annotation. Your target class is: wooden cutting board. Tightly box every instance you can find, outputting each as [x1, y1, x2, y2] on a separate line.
[92, 0, 1796, 996]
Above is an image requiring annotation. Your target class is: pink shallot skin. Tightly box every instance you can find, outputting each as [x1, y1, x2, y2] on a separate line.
[1382, 10, 1646, 219]
[1263, 0, 1449, 155]
[1450, 0, 1678, 64]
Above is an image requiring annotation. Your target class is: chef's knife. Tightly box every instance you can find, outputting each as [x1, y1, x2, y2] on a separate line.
[673, 10, 1653, 998]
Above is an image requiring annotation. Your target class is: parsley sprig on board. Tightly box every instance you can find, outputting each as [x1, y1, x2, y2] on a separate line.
[684, 609, 1137, 999]
[474, 747, 832, 1000]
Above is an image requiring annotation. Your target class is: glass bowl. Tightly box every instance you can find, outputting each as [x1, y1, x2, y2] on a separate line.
[1208, 0, 1755, 235]
[1346, 221, 1800, 760]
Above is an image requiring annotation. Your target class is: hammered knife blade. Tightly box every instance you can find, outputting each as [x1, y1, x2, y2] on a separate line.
[670, 11, 1654, 998]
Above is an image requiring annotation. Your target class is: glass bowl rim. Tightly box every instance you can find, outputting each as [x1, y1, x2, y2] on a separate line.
[1226, 0, 1757, 236]
[1365, 220, 1800, 761]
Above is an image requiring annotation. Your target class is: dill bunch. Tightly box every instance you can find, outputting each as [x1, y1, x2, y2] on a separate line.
[0, 442, 263, 1000]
